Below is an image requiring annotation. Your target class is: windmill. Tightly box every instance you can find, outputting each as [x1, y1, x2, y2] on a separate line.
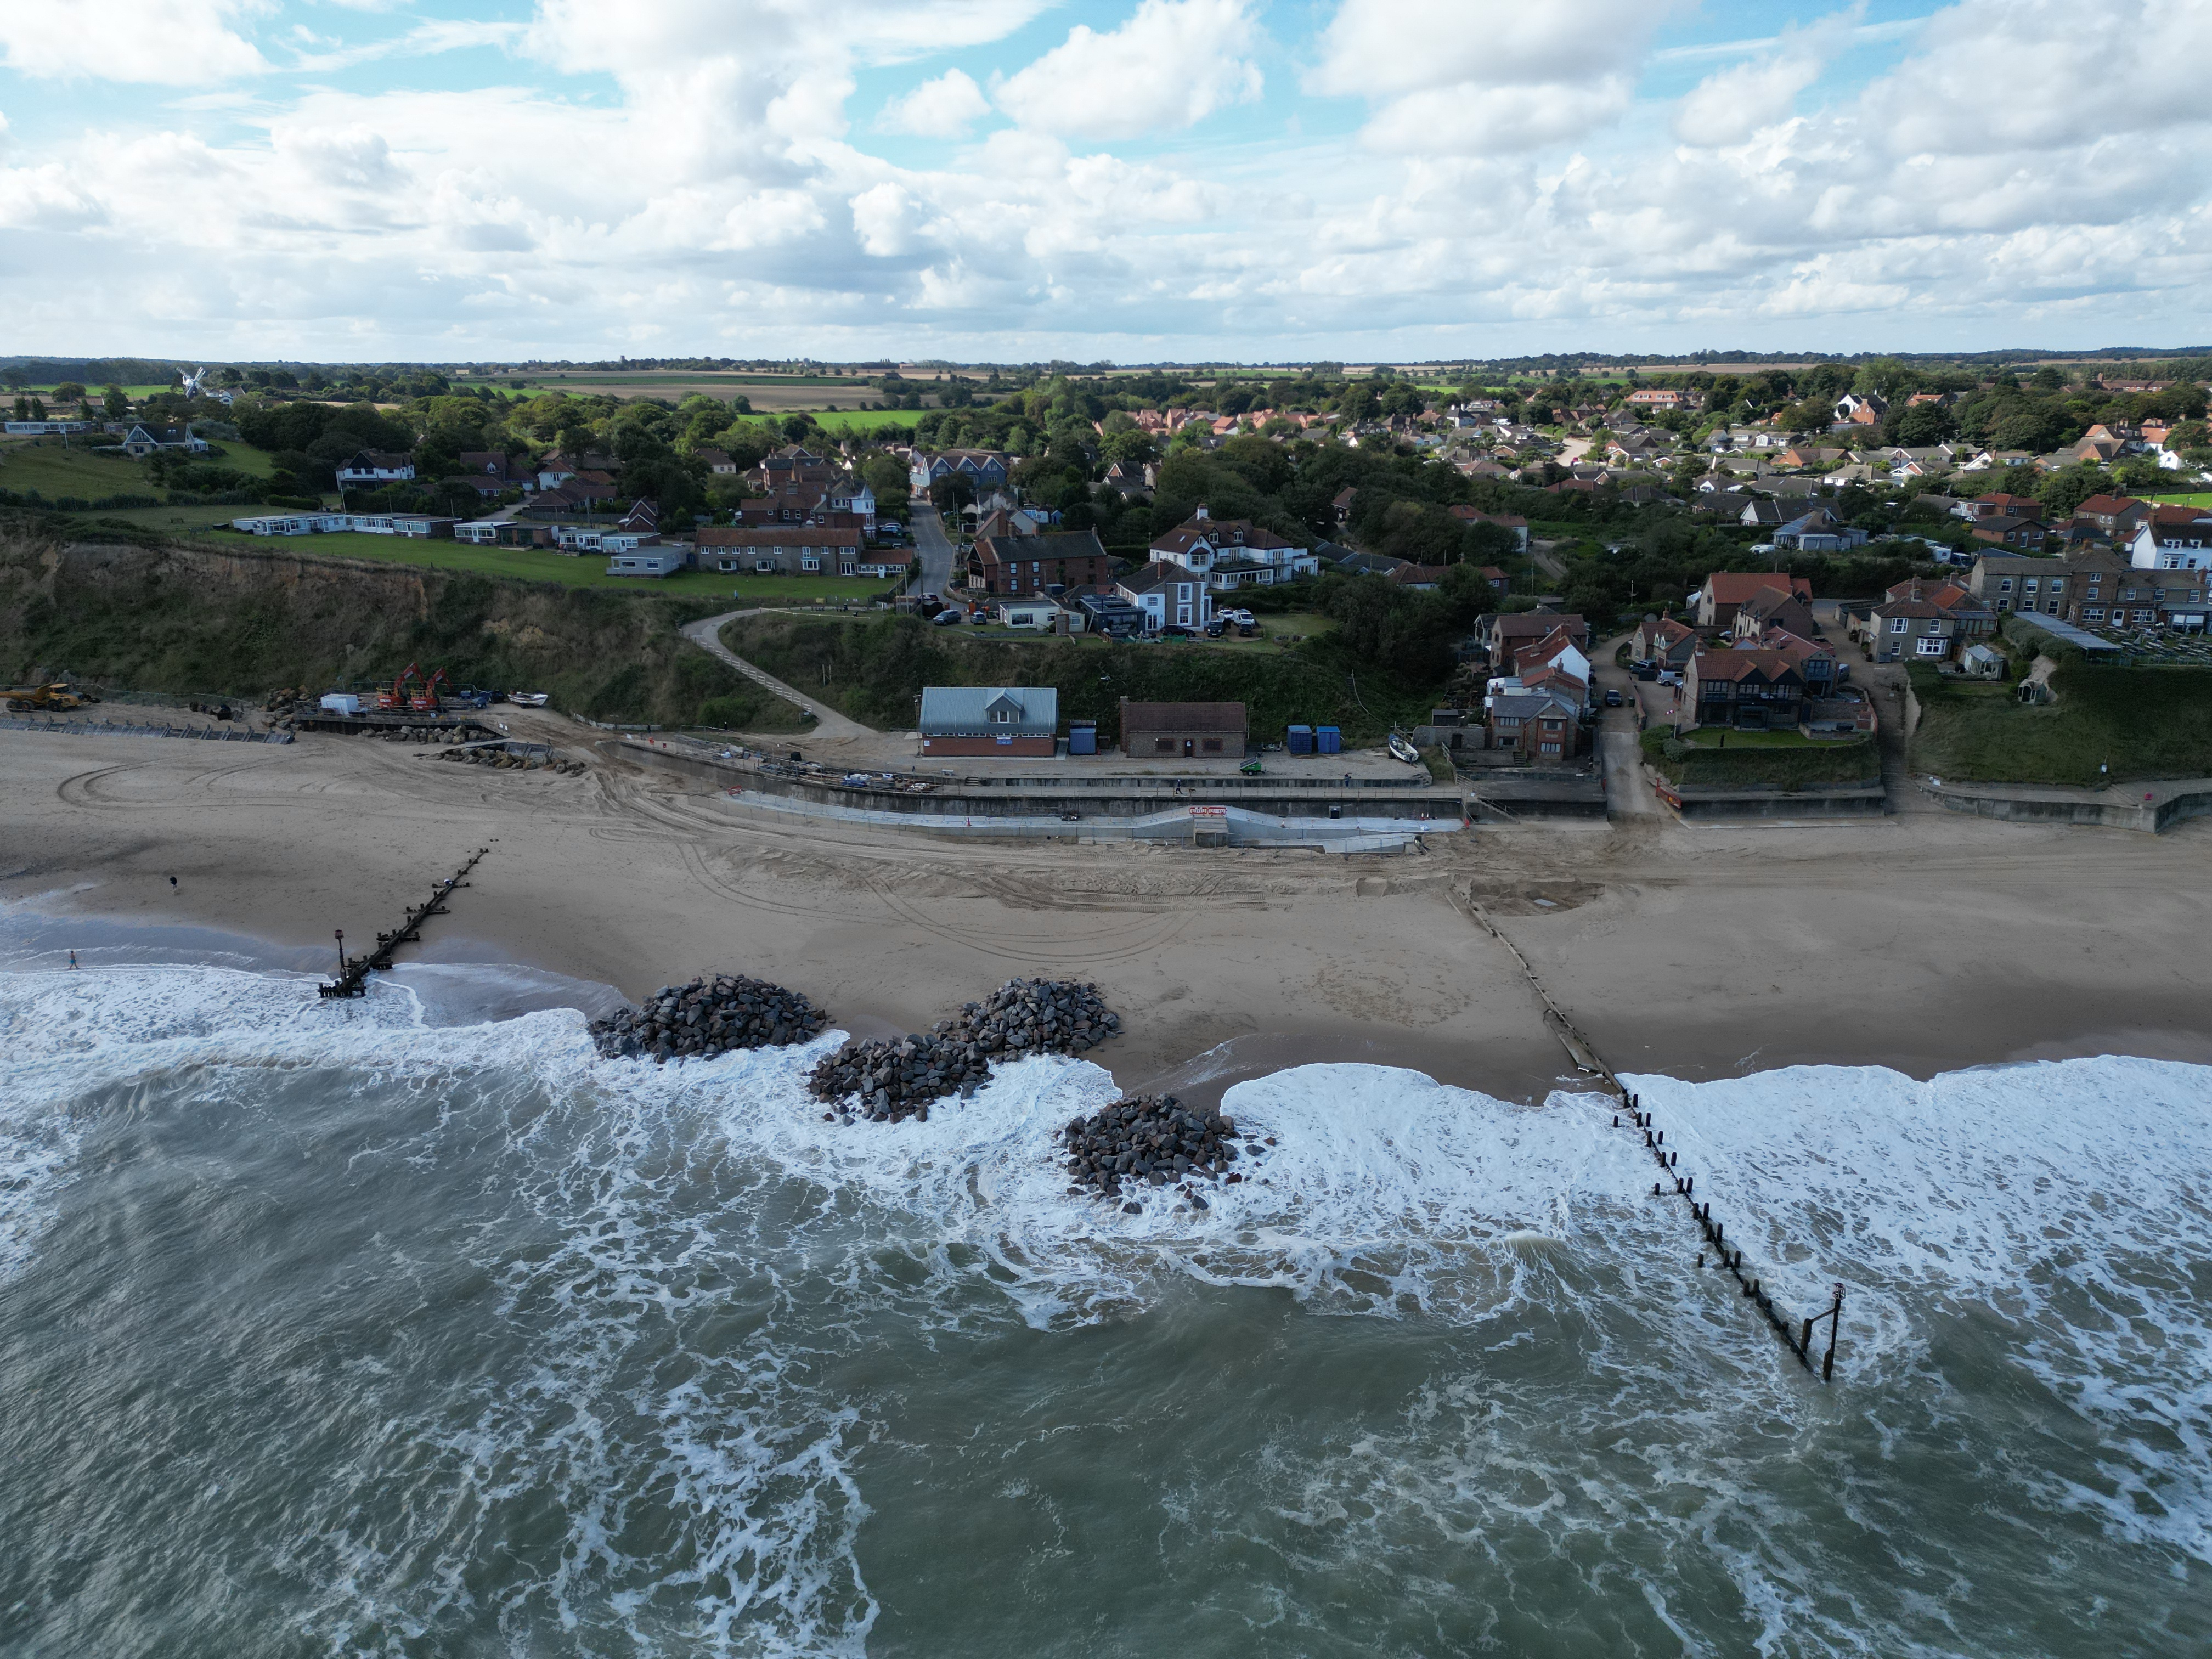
[179, 366, 210, 400]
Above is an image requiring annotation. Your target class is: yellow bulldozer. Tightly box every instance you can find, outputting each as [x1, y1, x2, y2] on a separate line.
[5, 682, 96, 713]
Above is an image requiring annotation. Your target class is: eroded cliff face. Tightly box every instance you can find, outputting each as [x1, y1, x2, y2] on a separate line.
[0, 526, 743, 725]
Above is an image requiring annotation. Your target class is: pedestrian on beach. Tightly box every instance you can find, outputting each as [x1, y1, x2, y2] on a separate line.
[168, 875, 177, 888]
[67, 949, 78, 970]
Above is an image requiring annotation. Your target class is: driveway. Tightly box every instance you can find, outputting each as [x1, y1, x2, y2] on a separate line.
[680, 613, 877, 743]
[909, 506, 957, 597]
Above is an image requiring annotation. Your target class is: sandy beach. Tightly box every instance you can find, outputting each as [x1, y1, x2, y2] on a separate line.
[8, 723, 2212, 1101]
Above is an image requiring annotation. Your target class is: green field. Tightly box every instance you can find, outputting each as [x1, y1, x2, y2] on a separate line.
[7, 384, 171, 399]
[809, 408, 933, 433]
[186, 528, 899, 599]
[2145, 490, 2212, 507]
[1909, 661, 2212, 785]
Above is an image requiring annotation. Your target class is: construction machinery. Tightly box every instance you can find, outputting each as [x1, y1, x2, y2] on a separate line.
[373, 664, 448, 714]
[5, 682, 95, 713]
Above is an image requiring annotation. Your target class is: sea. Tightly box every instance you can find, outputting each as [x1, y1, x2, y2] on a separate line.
[1, 914, 2207, 1658]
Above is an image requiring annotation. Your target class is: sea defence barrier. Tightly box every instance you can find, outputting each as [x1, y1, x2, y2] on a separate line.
[1920, 775, 2212, 833]
[1457, 885, 1846, 1379]
[620, 737, 1463, 850]
[318, 848, 489, 998]
[1, 715, 292, 744]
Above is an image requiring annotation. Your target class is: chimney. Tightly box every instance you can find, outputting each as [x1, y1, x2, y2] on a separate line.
[1194, 503, 1210, 521]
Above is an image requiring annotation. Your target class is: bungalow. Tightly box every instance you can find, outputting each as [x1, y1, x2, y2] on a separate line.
[918, 686, 1059, 757]
[120, 424, 208, 458]
[1773, 510, 1869, 552]
[1695, 572, 1813, 630]
[605, 549, 686, 578]
[1686, 648, 1809, 728]
[336, 449, 416, 487]
[969, 529, 1113, 596]
[694, 447, 737, 474]
[694, 524, 865, 576]
[1115, 562, 1212, 632]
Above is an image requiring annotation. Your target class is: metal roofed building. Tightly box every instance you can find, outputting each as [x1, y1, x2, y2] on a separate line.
[918, 686, 1060, 757]
[2006, 613, 2124, 654]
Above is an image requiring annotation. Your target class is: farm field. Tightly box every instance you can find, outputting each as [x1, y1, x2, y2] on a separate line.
[471, 370, 955, 413]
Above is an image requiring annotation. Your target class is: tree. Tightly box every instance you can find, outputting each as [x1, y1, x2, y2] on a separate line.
[50, 381, 84, 406]
[1884, 402, 1954, 448]
[103, 385, 129, 419]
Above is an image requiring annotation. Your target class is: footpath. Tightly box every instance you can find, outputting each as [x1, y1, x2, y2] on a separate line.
[679, 613, 876, 743]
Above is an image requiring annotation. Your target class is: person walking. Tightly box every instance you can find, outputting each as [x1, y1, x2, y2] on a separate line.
[67, 949, 78, 970]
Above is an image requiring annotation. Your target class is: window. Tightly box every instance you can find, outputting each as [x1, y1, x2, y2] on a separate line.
[1201, 738, 1223, 754]
[801, 556, 821, 572]
[2024, 578, 2039, 592]
[1154, 738, 1173, 754]
[1890, 617, 1908, 634]
[1915, 635, 1949, 656]
[1998, 577, 2013, 592]
[2085, 607, 2106, 623]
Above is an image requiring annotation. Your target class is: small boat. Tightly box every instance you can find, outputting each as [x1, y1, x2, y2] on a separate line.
[510, 692, 549, 707]
[1388, 731, 1422, 765]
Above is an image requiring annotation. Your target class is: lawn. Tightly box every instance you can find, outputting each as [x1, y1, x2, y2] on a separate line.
[809, 408, 934, 434]
[9, 384, 172, 399]
[1909, 661, 2212, 785]
[1642, 726, 1879, 789]
[183, 529, 902, 599]
[2144, 490, 2212, 508]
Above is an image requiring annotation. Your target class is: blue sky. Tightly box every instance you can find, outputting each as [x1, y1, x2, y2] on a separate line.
[1, 1, 2205, 363]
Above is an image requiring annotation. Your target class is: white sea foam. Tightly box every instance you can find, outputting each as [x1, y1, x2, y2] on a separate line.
[8, 958, 2211, 1653]
[1622, 1059, 2212, 1565]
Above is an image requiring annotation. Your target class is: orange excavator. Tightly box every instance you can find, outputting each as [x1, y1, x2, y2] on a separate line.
[373, 664, 448, 713]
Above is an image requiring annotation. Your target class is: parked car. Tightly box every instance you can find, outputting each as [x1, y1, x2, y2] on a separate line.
[1160, 624, 1197, 640]
[932, 610, 964, 625]
[1224, 608, 1256, 626]
[1237, 622, 1259, 637]
[1602, 688, 1624, 708]
[1203, 620, 1228, 637]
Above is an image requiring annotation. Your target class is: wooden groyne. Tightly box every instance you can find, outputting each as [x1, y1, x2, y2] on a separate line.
[318, 848, 489, 998]
[1460, 890, 1846, 1380]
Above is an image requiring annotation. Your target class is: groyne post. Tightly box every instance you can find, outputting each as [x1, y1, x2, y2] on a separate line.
[318, 847, 490, 998]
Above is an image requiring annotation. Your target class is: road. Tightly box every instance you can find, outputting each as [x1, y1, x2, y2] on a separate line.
[680, 613, 877, 743]
[909, 506, 957, 597]
[1591, 631, 1663, 821]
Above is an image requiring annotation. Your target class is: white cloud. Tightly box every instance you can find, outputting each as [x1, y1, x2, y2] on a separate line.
[1674, 52, 1823, 146]
[879, 69, 991, 138]
[994, 0, 1262, 142]
[285, 19, 525, 72]
[0, 0, 267, 84]
[2, 0, 2211, 358]
[1308, 0, 1684, 154]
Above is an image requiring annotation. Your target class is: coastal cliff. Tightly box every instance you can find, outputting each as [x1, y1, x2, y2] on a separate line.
[0, 517, 769, 727]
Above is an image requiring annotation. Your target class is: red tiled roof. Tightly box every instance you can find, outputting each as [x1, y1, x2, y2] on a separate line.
[1703, 572, 1813, 605]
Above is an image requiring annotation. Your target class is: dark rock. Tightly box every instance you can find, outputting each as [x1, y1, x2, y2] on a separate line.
[590, 974, 828, 1063]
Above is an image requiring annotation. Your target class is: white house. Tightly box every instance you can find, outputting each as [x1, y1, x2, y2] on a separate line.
[3, 420, 93, 436]
[335, 449, 416, 487]
[1115, 562, 1212, 632]
[120, 424, 209, 457]
[2128, 507, 2212, 571]
[826, 473, 877, 529]
[1148, 504, 1318, 590]
[997, 597, 1080, 631]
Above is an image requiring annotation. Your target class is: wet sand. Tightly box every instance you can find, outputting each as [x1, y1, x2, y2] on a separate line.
[8, 726, 2212, 1101]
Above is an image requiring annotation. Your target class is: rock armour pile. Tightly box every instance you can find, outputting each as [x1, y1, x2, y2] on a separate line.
[590, 974, 827, 1062]
[1058, 1094, 1251, 1209]
[809, 978, 1121, 1122]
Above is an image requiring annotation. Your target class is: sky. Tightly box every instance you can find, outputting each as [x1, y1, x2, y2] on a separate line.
[1, 0, 2208, 364]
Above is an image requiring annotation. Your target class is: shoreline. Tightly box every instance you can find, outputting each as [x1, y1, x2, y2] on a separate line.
[8, 728, 2212, 1104]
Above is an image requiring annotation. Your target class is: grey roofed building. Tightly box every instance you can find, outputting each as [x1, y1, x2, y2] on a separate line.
[918, 685, 1060, 737]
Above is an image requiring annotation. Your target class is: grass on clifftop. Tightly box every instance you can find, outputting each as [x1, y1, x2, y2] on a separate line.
[722, 611, 1437, 743]
[1641, 726, 1880, 789]
[1909, 660, 2212, 785]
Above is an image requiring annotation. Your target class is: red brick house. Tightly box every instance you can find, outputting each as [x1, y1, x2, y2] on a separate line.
[1685, 648, 1809, 728]
[1695, 572, 1814, 630]
[969, 529, 1113, 597]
